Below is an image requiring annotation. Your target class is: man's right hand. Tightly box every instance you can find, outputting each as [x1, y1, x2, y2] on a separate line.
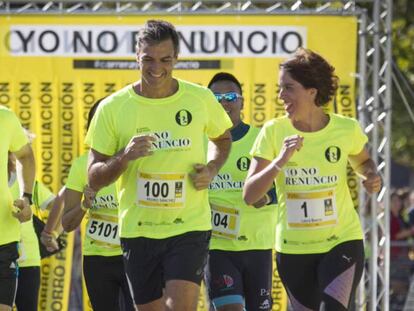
[123, 135, 156, 161]
[12, 197, 32, 222]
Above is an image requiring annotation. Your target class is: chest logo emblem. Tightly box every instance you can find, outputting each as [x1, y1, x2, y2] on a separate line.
[175, 110, 192, 126]
[325, 146, 341, 163]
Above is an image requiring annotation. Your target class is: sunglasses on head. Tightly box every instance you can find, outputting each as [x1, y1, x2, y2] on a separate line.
[214, 92, 242, 103]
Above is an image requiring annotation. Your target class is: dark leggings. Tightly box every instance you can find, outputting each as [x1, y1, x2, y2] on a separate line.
[15, 266, 40, 311]
[276, 240, 364, 311]
[83, 255, 135, 311]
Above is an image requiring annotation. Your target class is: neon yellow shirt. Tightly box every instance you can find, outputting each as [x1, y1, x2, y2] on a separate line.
[209, 126, 276, 251]
[251, 114, 367, 254]
[86, 79, 232, 239]
[66, 154, 122, 256]
[0, 106, 28, 246]
[9, 178, 55, 267]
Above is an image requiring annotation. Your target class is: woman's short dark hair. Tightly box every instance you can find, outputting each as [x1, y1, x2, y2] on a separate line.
[280, 48, 338, 106]
[208, 72, 243, 94]
[136, 20, 180, 55]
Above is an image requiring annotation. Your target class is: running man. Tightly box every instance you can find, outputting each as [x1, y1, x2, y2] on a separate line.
[205, 72, 277, 311]
[244, 48, 381, 310]
[0, 106, 35, 311]
[86, 20, 232, 311]
[61, 99, 134, 311]
[8, 151, 55, 311]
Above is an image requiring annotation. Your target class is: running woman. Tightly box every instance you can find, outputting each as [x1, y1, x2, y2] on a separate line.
[244, 48, 381, 311]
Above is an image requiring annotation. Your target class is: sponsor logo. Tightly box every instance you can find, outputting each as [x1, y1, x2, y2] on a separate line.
[151, 131, 192, 151]
[175, 110, 192, 126]
[223, 274, 234, 288]
[260, 288, 270, 296]
[284, 167, 338, 186]
[209, 173, 244, 190]
[259, 299, 271, 309]
[236, 156, 251, 171]
[325, 146, 341, 163]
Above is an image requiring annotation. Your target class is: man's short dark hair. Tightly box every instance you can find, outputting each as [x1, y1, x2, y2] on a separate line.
[208, 72, 243, 94]
[87, 98, 105, 130]
[136, 20, 180, 55]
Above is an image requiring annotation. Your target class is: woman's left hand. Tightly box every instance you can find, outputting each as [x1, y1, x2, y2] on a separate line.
[362, 172, 382, 194]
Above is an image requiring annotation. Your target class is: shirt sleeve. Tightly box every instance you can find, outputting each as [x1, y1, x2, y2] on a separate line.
[35, 181, 56, 210]
[349, 119, 368, 155]
[85, 101, 118, 156]
[204, 89, 233, 139]
[65, 157, 86, 193]
[250, 120, 276, 161]
[8, 110, 28, 152]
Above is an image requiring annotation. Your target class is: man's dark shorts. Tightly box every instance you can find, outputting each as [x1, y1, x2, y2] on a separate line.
[121, 230, 211, 305]
[0, 242, 19, 307]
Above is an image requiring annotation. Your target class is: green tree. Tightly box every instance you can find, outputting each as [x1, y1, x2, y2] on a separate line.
[392, 0, 414, 167]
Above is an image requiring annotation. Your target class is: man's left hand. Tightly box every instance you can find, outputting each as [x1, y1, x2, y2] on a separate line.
[189, 163, 217, 190]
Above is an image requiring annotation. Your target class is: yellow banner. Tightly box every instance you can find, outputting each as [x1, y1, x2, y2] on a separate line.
[0, 14, 357, 311]
[39, 232, 74, 311]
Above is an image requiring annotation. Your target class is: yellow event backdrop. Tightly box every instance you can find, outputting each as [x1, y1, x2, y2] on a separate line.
[0, 15, 357, 311]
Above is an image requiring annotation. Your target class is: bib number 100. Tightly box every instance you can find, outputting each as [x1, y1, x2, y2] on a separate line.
[144, 181, 169, 198]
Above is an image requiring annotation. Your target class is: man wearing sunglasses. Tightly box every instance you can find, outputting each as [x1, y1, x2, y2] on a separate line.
[205, 72, 277, 311]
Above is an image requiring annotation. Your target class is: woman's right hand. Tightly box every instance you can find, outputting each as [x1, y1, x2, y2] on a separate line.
[82, 186, 96, 210]
[277, 134, 304, 165]
[40, 231, 59, 252]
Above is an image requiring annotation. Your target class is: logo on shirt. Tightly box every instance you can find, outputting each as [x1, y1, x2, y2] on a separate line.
[93, 194, 118, 209]
[209, 173, 244, 190]
[236, 156, 251, 171]
[151, 131, 192, 151]
[175, 109, 192, 126]
[325, 146, 341, 163]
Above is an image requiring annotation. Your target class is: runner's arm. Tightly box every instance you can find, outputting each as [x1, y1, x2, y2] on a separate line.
[62, 188, 87, 232]
[88, 135, 155, 191]
[348, 148, 382, 194]
[243, 157, 281, 205]
[14, 143, 35, 195]
[12, 143, 35, 222]
[43, 186, 66, 235]
[207, 129, 232, 176]
[190, 130, 232, 190]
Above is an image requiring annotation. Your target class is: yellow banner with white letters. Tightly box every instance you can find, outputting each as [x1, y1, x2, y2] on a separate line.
[0, 14, 357, 311]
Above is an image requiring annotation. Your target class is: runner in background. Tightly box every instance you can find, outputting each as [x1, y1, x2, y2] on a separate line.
[244, 48, 381, 311]
[7, 147, 55, 311]
[86, 20, 232, 311]
[205, 72, 277, 311]
[0, 106, 35, 311]
[45, 99, 135, 311]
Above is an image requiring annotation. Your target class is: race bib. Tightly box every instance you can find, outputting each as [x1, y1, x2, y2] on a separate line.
[137, 172, 186, 208]
[86, 215, 119, 245]
[286, 189, 337, 229]
[211, 204, 241, 240]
